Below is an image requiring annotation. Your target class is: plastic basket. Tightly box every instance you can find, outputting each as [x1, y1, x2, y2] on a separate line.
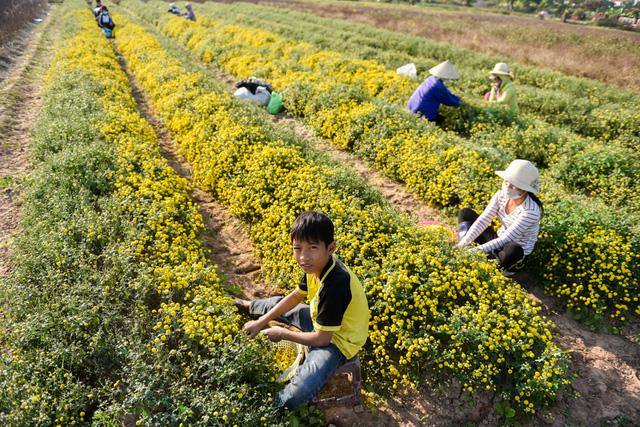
[260, 329, 304, 382]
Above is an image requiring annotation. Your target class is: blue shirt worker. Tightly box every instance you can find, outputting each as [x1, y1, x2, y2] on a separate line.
[406, 60, 461, 124]
[234, 211, 369, 413]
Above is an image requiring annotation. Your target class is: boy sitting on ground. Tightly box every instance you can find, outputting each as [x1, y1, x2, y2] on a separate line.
[234, 210, 369, 413]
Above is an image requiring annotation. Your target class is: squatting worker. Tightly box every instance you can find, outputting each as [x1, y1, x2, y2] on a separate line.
[455, 160, 543, 277]
[233, 211, 369, 413]
[167, 2, 181, 14]
[486, 62, 519, 113]
[406, 59, 461, 125]
[182, 3, 196, 22]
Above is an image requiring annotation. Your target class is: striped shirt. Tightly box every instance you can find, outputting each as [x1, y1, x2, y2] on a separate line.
[460, 190, 540, 255]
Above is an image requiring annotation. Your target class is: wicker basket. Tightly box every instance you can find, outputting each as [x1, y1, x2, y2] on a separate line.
[261, 329, 304, 382]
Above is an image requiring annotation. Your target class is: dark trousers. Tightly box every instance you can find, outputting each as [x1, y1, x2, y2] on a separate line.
[458, 208, 527, 272]
[428, 113, 444, 126]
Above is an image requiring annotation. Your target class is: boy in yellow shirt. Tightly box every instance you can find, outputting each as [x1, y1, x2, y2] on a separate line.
[234, 211, 369, 412]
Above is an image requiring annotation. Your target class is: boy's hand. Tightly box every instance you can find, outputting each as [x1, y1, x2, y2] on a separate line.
[262, 326, 286, 343]
[242, 320, 264, 340]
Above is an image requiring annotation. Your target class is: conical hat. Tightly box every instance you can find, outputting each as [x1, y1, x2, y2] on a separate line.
[429, 60, 460, 80]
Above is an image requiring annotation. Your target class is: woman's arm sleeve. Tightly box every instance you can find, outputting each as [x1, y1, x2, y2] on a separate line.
[497, 84, 516, 106]
[478, 209, 539, 253]
[459, 193, 500, 246]
[435, 84, 461, 107]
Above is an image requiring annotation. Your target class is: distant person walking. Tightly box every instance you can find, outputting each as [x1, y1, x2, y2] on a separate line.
[486, 62, 519, 114]
[93, 0, 103, 17]
[167, 2, 181, 14]
[406, 60, 461, 125]
[182, 3, 196, 22]
[96, 6, 115, 30]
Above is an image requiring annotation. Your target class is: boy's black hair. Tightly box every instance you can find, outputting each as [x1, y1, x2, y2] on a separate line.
[290, 211, 334, 247]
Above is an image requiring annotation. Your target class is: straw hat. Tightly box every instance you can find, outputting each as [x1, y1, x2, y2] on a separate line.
[429, 60, 460, 80]
[488, 63, 514, 78]
[495, 160, 540, 193]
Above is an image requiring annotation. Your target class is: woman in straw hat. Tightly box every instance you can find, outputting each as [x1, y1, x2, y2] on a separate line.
[456, 160, 543, 276]
[406, 60, 462, 125]
[486, 62, 519, 113]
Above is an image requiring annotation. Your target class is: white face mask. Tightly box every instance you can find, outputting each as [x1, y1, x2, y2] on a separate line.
[502, 181, 525, 199]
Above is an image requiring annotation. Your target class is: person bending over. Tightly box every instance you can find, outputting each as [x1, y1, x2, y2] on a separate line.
[406, 59, 461, 125]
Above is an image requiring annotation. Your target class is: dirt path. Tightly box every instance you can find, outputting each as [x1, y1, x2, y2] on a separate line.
[113, 45, 273, 303]
[521, 282, 640, 426]
[0, 3, 57, 279]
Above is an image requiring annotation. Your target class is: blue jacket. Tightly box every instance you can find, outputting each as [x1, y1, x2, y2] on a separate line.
[406, 76, 460, 120]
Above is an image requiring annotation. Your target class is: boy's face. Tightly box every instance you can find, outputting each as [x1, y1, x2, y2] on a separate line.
[292, 238, 336, 279]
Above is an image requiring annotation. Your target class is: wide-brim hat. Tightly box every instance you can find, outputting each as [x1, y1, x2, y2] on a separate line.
[495, 159, 540, 193]
[429, 60, 460, 80]
[488, 62, 513, 77]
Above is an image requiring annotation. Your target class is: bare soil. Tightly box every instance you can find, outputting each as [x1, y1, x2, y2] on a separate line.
[0, 3, 55, 280]
[1, 8, 638, 426]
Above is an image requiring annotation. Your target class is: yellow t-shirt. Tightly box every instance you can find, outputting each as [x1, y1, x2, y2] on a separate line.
[296, 257, 369, 359]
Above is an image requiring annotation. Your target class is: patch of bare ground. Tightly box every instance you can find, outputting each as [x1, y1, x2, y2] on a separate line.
[248, 0, 640, 90]
[116, 30, 640, 426]
[0, 3, 56, 280]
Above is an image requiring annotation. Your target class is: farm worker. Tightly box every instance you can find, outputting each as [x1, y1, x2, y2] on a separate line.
[181, 3, 197, 22]
[486, 62, 519, 113]
[93, 0, 103, 17]
[406, 60, 461, 125]
[234, 211, 369, 413]
[456, 159, 543, 277]
[96, 6, 115, 31]
[167, 2, 181, 14]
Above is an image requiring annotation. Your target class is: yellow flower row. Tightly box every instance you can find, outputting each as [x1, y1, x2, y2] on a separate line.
[2, 4, 283, 425]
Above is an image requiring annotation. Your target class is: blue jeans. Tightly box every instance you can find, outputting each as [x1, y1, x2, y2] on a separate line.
[250, 296, 347, 412]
